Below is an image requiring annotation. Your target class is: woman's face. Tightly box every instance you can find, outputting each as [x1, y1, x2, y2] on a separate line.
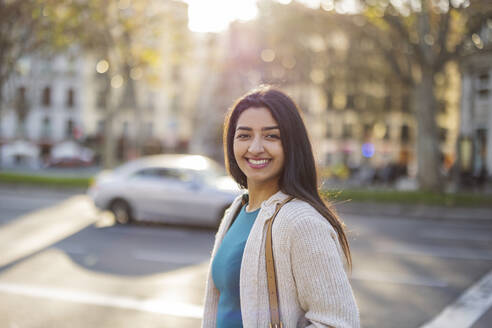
[233, 107, 285, 189]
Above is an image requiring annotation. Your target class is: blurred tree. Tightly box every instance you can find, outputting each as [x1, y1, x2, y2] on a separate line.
[338, 0, 492, 191]
[52, 0, 164, 168]
[0, 0, 59, 164]
[257, 0, 492, 191]
[257, 1, 397, 119]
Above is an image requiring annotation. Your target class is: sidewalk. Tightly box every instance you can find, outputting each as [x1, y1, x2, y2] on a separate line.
[334, 200, 492, 221]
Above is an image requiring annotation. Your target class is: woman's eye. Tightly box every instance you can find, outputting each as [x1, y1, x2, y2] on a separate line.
[266, 134, 280, 139]
[236, 134, 249, 139]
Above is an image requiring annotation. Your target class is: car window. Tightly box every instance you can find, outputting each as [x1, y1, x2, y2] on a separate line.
[133, 167, 193, 182]
[194, 167, 227, 186]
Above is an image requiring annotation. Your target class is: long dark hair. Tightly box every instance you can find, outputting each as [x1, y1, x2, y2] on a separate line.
[223, 85, 352, 269]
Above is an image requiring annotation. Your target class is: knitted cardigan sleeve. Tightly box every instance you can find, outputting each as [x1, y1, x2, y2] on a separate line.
[289, 213, 360, 328]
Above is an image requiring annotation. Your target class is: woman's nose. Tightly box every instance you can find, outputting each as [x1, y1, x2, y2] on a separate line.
[248, 136, 264, 153]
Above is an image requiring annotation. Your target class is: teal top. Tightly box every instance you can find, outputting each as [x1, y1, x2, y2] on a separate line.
[211, 204, 260, 328]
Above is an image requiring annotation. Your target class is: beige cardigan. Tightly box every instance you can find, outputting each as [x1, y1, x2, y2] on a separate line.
[202, 190, 360, 328]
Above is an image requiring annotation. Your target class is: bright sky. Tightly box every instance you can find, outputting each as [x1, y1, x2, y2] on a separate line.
[183, 0, 259, 33]
[183, 0, 358, 33]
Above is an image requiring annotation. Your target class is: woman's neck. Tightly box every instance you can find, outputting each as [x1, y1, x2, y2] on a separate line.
[246, 180, 280, 212]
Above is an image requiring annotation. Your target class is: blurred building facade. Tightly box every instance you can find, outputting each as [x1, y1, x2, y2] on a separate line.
[83, 0, 192, 163]
[0, 48, 86, 167]
[0, 0, 192, 167]
[0, 0, 467, 178]
[458, 21, 492, 184]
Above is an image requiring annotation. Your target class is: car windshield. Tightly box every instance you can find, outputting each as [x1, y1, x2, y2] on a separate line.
[194, 165, 228, 186]
[113, 160, 146, 176]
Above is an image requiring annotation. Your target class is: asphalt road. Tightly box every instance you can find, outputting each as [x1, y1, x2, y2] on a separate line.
[0, 185, 491, 328]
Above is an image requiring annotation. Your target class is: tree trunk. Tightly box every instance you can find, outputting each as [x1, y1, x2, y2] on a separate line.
[101, 73, 117, 169]
[0, 85, 3, 168]
[414, 69, 443, 192]
[102, 108, 117, 169]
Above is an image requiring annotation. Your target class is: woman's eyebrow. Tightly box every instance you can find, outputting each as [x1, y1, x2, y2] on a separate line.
[236, 126, 280, 131]
[236, 126, 252, 131]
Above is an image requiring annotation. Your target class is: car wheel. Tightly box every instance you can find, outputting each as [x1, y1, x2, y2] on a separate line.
[110, 199, 133, 224]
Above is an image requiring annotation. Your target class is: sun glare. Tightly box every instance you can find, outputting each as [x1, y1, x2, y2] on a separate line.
[183, 0, 359, 33]
[184, 0, 258, 33]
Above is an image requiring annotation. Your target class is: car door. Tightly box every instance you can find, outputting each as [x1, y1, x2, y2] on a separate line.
[126, 167, 173, 221]
[180, 171, 229, 225]
[150, 168, 191, 223]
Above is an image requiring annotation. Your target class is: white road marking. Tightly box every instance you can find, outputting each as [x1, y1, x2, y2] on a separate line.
[351, 270, 448, 288]
[132, 250, 209, 265]
[419, 269, 492, 328]
[0, 282, 203, 319]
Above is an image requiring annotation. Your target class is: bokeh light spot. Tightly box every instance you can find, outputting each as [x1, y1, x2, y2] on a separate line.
[362, 143, 375, 158]
[261, 49, 275, 62]
[96, 60, 109, 74]
[111, 75, 124, 88]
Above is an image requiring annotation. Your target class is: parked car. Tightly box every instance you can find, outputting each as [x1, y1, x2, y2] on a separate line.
[88, 154, 242, 227]
[46, 156, 93, 168]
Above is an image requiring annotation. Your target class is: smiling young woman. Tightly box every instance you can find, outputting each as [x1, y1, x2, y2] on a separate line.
[202, 86, 360, 328]
[232, 106, 285, 211]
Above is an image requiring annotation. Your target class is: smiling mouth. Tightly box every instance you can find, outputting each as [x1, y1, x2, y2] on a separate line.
[247, 158, 271, 165]
[246, 158, 271, 168]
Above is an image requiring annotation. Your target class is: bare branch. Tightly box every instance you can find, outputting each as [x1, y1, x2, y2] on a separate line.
[339, 14, 414, 86]
[435, 5, 451, 64]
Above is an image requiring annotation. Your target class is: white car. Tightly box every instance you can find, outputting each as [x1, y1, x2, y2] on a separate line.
[88, 154, 242, 227]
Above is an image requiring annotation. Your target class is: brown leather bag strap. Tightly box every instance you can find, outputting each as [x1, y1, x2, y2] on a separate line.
[265, 196, 294, 328]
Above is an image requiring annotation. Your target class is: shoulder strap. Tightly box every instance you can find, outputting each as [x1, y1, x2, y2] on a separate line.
[265, 196, 294, 328]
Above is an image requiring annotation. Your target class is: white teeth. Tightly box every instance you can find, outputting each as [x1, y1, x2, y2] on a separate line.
[248, 159, 269, 165]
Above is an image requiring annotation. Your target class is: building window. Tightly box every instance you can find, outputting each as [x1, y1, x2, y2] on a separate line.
[16, 87, 28, 111]
[97, 120, 105, 136]
[438, 100, 446, 114]
[342, 123, 353, 139]
[66, 88, 75, 107]
[479, 73, 489, 85]
[363, 123, 372, 138]
[41, 117, 51, 138]
[346, 94, 355, 109]
[478, 89, 489, 98]
[17, 86, 26, 102]
[42, 86, 51, 107]
[326, 91, 333, 109]
[401, 124, 410, 143]
[384, 124, 390, 140]
[66, 120, 74, 138]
